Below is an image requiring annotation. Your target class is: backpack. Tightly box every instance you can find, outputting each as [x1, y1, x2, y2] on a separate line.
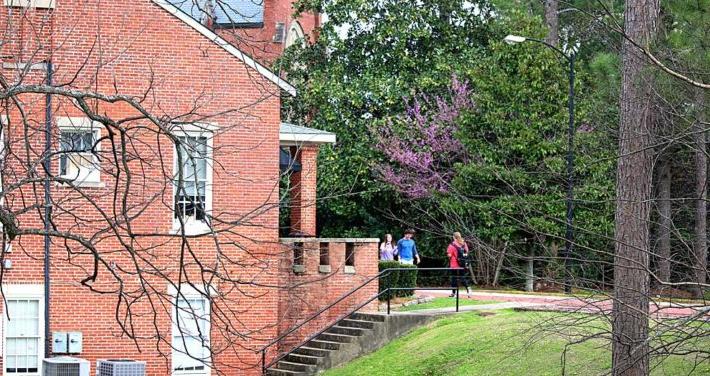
[453, 243, 466, 261]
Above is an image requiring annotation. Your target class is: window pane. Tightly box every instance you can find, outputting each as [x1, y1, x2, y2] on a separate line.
[174, 134, 210, 221]
[7, 338, 17, 355]
[27, 356, 38, 369]
[173, 298, 209, 371]
[5, 299, 41, 374]
[27, 300, 38, 317]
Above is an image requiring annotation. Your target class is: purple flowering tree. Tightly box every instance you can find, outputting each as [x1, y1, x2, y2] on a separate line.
[375, 76, 475, 199]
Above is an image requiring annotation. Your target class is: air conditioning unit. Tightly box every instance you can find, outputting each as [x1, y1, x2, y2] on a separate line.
[96, 359, 146, 376]
[43, 357, 90, 376]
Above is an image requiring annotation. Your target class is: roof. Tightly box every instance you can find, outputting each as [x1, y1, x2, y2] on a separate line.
[152, 0, 296, 96]
[279, 123, 337, 145]
[168, 0, 264, 26]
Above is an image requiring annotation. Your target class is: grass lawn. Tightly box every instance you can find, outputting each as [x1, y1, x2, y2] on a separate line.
[395, 297, 498, 312]
[324, 310, 709, 376]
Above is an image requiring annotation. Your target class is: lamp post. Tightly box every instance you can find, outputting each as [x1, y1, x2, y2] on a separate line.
[504, 34, 576, 294]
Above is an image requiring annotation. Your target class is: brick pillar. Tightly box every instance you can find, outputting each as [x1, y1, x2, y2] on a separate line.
[290, 145, 318, 236]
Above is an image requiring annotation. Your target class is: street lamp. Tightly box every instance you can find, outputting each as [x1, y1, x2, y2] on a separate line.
[504, 34, 576, 294]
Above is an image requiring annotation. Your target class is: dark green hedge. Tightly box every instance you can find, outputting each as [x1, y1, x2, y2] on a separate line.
[378, 261, 418, 300]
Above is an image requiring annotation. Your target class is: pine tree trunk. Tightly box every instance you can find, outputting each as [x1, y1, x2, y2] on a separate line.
[692, 87, 708, 299]
[544, 0, 559, 46]
[613, 1, 660, 375]
[657, 160, 671, 285]
[526, 248, 535, 292]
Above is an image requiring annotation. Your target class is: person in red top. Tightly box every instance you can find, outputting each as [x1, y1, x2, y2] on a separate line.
[447, 232, 471, 297]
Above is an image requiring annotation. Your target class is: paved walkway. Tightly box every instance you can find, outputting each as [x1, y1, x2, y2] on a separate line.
[392, 301, 543, 315]
[416, 289, 710, 319]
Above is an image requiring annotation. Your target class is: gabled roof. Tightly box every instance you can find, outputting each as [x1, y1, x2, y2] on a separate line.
[152, 0, 296, 96]
[279, 123, 336, 145]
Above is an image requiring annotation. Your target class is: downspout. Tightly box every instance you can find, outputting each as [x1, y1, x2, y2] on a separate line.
[43, 60, 53, 359]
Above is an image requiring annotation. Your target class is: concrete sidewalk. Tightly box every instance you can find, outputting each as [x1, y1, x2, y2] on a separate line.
[416, 289, 710, 318]
[390, 301, 543, 315]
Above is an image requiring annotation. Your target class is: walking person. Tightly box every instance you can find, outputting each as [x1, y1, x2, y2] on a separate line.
[447, 232, 471, 297]
[396, 229, 420, 265]
[380, 234, 396, 261]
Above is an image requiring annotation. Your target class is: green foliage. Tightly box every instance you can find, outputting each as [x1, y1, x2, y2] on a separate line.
[280, 0, 498, 240]
[281, 1, 617, 286]
[378, 261, 418, 300]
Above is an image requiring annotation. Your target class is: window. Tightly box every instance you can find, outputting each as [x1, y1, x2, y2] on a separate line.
[293, 242, 304, 273]
[345, 243, 355, 267]
[173, 134, 212, 229]
[319, 242, 329, 266]
[319, 242, 330, 273]
[58, 118, 101, 183]
[3, 285, 44, 376]
[284, 21, 305, 49]
[172, 296, 210, 375]
[345, 243, 356, 274]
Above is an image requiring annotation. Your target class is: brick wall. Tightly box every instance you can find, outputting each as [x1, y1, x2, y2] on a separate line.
[275, 239, 379, 354]
[1, 1, 282, 375]
[0, 2, 375, 376]
[289, 145, 318, 236]
[215, 0, 320, 63]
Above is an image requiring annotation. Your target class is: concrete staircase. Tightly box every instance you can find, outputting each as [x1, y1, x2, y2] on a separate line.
[266, 312, 433, 375]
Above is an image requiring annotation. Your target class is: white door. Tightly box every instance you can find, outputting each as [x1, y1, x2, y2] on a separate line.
[4, 296, 44, 376]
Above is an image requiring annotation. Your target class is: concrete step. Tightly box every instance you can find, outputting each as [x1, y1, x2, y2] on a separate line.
[305, 339, 342, 350]
[276, 360, 315, 373]
[339, 318, 376, 329]
[284, 353, 322, 365]
[317, 332, 358, 343]
[349, 312, 386, 322]
[292, 346, 332, 357]
[266, 368, 306, 376]
[327, 325, 367, 336]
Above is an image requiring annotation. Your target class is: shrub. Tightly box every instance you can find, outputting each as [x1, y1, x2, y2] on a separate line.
[378, 261, 418, 300]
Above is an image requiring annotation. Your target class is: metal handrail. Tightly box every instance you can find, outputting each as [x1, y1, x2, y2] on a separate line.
[259, 267, 463, 374]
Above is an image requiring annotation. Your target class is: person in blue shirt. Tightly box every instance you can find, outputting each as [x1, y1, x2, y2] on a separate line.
[395, 229, 420, 265]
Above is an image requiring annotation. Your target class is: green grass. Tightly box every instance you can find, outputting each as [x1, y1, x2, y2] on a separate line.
[324, 310, 709, 376]
[395, 297, 498, 312]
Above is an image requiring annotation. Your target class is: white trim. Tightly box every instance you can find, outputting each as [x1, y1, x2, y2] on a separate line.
[1, 62, 47, 71]
[3, 284, 43, 298]
[2, 284, 45, 376]
[285, 21, 306, 49]
[3, 0, 55, 8]
[171, 284, 211, 376]
[56, 117, 103, 130]
[279, 133, 337, 145]
[167, 284, 217, 298]
[152, 0, 297, 97]
[56, 117, 102, 184]
[171, 129, 214, 234]
[168, 123, 219, 134]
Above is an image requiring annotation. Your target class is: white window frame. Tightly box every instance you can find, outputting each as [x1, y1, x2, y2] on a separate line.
[56, 117, 103, 186]
[0, 117, 9, 253]
[3, 0, 55, 9]
[169, 284, 213, 376]
[284, 21, 305, 49]
[171, 124, 214, 235]
[2, 284, 45, 376]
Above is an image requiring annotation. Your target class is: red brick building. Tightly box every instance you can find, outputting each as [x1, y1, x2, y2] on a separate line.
[0, 1, 376, 375]
[171, 0, 321, 62]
